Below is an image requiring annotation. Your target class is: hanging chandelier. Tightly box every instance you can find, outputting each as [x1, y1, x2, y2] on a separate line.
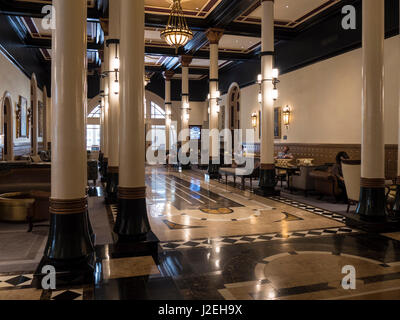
[161, 0, 193, 52]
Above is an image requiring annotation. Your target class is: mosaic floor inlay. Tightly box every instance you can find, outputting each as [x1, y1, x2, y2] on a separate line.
[4, 167, 400, 300]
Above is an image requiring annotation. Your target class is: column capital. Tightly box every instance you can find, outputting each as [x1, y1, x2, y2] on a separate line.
[163, 70, 175, 81]
[206, 28, 224, 45]
[179, 55, 193, 68]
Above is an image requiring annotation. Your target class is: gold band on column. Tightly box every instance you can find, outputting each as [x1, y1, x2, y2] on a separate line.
[49, 197, 88, 215]
[118, 186, 147, 200]
[360, 178, 385, 188]
[261, 163, 275, 170]
[108, 166, 119, 174]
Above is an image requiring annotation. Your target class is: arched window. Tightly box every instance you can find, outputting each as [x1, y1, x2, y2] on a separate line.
[88, 105, 101, 118]
[150, 101, 165, 119]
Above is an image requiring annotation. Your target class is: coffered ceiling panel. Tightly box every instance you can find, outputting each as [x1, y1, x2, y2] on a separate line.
[145, 0, 222, 18]
[190, 58, 230, 69]
[204, 34, 261, 54]
[235, 0, 341, 28]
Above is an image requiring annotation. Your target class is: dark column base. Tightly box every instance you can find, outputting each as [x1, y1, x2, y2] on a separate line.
[105, 167, 118, 204]
[255, 168, 279, 197]
[208, 160, 221, 180]
[181, 163, 192, 171]
[391, 184, 400, 220]
[33, 253, 95, 289]
[346, 214, 400, 233]
[87, 211, 96, 245]
[114, 196, 151, 240]
[95, 231, 159, 263]
[356, 186, 387, 222]
[33, 209, 95, 288]
[101, 158, 108, 183]
[114, 187, 159, 257]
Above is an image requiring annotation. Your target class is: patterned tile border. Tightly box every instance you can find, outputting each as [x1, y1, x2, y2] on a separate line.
[160, 227, 358, 251]
[269, 196, 347, 224]
[0, 274, 33, 289]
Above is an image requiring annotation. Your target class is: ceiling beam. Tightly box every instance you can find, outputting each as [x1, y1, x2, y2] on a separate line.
[0, 0, 102, 19]
[25, 37, 103, 51]
[25, 37, 257, 61]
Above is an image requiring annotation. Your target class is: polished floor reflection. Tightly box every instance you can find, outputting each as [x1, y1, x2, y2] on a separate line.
[1, 166, 400, 300]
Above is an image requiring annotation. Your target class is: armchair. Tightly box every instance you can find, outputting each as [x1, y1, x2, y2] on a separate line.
[342, 160, 361, 213]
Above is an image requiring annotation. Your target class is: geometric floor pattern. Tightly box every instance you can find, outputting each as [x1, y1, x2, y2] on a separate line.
[270, 196, 347, 223]
[0, 274, 33, 289]
[160, 226, 359, 250]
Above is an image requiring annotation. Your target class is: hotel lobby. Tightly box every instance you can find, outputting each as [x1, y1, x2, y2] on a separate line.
[1, 0, 400, 304]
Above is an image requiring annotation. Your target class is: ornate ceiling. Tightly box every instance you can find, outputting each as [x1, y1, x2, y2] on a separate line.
[0, 0, 346, 90]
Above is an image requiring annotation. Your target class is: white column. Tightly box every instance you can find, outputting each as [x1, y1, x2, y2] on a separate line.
[254, 0, 277, 197]
[104, 0, 121, 204]
[206, 29, 223, 172]
[103, 46, 109, 159]
[43, 86, 48, 150]
[180, 56, 192, 153]
[163, 71, 174, 152]
[107, 0, 121, 171]
[115, 0, 151, 239]
[42, 0, 94, 271]
[356, 0, 386, 219]
[31, 76, 38, 155]
[260, 0, 275, 167]
[51, 0, 87, 199]
[395, 0, 400, 215]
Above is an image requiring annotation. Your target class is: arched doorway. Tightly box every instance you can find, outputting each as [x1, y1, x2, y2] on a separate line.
[227, 83, 240, 131]
[31, 74, 38, 155]
[2, 92, 14, 161]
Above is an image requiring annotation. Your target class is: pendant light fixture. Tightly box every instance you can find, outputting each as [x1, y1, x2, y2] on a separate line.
[161, 0, 193, 53]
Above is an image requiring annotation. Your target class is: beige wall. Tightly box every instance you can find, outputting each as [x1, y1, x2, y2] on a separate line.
[0, 50, 44, 149]
[144, 90, 207, 130]
[223, 35, 400, 145]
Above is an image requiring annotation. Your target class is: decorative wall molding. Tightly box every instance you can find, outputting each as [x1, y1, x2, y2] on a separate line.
[243, 143, 398, 180]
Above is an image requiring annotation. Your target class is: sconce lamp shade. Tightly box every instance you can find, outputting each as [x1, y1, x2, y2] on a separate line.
[251, 113, 258, 129]
[283, 106, 291, 128]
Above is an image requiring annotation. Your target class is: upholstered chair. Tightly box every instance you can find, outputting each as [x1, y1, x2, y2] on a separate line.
[342, 160, 361, 213]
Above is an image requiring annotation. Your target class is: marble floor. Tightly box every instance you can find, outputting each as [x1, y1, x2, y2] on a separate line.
[1, 166, 400, 300]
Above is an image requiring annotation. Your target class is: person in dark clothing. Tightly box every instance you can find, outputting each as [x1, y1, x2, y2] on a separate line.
[332, 151, 350, 202]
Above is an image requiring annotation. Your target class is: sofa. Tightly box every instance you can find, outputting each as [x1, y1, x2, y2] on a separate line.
[309, 166, 342, 200]
[291, 166, 317, 196]
[0, 162, 51, 194]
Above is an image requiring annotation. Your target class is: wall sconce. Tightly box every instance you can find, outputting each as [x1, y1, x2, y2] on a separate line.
[184, 109, 190, 121]
[207, 90, 222, 113]
[103, 39, 120, 96]
[257, 68, 280, 102]
[112, 79, 120, 95]
[283, 105, 291, 129]
[251, 112, 258, 129]
[144, 75, 151, 87]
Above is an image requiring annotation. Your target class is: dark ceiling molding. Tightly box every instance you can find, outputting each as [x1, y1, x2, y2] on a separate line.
[0, 13, 49, 90]
[0, 0, 103, 19]
[218, 0, 400, 95]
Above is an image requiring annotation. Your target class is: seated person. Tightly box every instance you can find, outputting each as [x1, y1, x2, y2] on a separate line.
[332, 151, 350, 202]
[276, 146, 294, 160]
